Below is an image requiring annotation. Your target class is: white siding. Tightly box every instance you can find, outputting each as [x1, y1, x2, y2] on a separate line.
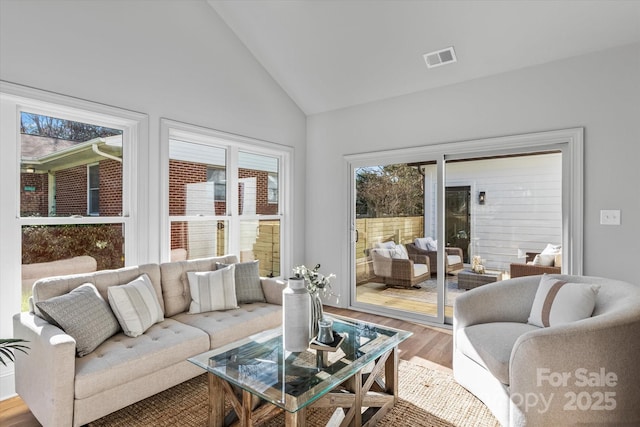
[446, 153, 562, 271]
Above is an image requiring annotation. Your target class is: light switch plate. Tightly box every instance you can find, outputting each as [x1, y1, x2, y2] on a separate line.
[600, 210, 621, 225]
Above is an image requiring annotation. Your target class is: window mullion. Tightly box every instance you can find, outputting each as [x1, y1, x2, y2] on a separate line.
[225, 145, 238, 257]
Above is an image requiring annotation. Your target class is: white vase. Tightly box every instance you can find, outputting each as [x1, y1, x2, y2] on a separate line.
[282, 277, 310, 352]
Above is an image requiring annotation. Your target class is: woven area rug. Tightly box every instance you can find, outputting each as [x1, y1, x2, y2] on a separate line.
[89, 360, 499, 427]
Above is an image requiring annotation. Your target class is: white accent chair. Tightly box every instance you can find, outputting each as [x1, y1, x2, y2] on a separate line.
[453, 274, 640, 426]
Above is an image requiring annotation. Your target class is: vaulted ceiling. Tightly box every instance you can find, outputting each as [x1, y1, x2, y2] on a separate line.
[208, 0, 640, 115]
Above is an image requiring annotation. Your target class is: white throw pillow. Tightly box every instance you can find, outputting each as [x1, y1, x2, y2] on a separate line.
[414, 237, 437, 251]
[414, 238, 429, 250]
[528, 275, 599, 327]
[187, 264, 238, 313]
[392, 244, 409, 259]
[532, 254, 555, 266]
[375, 241, 396, 250]
[541, 243, 562, 255]
[108, 274, 165, 338]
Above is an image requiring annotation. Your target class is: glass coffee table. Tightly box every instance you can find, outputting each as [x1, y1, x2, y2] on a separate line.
[188, 315, 412, 426]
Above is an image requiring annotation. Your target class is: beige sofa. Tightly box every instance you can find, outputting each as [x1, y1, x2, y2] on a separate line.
[13, 255, 285, 427]
[453, 274, 640, 426]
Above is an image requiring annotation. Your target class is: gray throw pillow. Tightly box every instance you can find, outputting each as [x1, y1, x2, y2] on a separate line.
[216, 260, 265, 303]
[36, 283, 120, 357]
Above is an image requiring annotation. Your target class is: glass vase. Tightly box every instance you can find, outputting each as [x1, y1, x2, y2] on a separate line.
[310, 292, 324, 339]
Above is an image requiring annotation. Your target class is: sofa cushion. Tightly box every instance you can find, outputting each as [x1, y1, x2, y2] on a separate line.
[413, 263, 429, 277]
[217, 260, 266, 303]
[457, 322, 539, 385]
[32, 263, 163, 318]
[187, 265, 238, 313]
[73, 318, 209, 400]
[528, 274, 599, 327]
[36, 283, 120, 357]
[159, 255, 240, 317]
[108, 274, 165, 337]
[447, 254, 462, 265]
[172, 303, 282, 349]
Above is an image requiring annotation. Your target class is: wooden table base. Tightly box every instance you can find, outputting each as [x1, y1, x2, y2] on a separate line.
[207, 346, 399, 427]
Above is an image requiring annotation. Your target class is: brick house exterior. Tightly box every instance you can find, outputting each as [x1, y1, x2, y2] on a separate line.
[169, 159, 278, 251]
[21, 159, 122, 217]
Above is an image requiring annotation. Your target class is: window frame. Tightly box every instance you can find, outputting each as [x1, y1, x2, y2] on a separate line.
[1, 82, 148, 340]
[87, 162, 100, 216]
[160, 119, 293, 277]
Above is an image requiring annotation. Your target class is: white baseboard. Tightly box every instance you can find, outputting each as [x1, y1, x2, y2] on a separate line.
[0, 369, 17, 401]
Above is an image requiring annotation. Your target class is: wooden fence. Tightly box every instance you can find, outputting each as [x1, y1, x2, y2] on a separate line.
[355, 216, 423, 283]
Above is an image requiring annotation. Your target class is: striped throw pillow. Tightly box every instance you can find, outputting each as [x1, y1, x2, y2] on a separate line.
[528, 274, 599, 327]
[108, 273, 164, 337]
[187, 264, 238, 313]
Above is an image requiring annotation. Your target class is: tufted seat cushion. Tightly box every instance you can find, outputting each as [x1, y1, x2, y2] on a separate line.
[172, 303, 282, 349]
[456, 322, 539, 385]
[74, 318, 208, 400]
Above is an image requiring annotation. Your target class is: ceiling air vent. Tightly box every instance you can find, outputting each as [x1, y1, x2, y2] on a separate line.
[423, 46, 457, 69]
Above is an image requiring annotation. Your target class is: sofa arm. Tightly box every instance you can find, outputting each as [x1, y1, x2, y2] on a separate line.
[453, 276, 540, 331]
[261, 278, 286, 305]
[13, 312, 76, 427]
[509, 315, 640, 426]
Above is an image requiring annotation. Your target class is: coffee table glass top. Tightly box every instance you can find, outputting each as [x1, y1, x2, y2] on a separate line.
[188, 315, 411, 412]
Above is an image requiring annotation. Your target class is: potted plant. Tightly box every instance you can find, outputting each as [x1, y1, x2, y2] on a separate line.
[0, 339, 29, 366]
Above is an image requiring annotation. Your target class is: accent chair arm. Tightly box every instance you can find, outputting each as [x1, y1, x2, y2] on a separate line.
[13, 312, 76, 427]
[509, 313, 640, 426]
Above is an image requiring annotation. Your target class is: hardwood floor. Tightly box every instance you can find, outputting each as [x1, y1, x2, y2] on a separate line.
[0, 307, 453, 427]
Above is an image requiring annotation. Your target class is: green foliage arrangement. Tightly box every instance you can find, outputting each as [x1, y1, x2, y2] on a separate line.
[22, 224, 124, 270]
[0, 339, 29, 366]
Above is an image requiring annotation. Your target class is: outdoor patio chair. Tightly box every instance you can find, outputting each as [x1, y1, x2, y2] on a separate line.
[510, 251, 561, 278]
[406, 242, 464, 275]
[370, 246, 430, 288]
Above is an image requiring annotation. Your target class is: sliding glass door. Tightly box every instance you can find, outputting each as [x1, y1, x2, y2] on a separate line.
[351, 158, 446, 324]
[347, 128, 582, 326]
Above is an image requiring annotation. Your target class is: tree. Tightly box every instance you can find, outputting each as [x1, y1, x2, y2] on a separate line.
[20, 112, 121, 142]
[356, 164, 423, 217]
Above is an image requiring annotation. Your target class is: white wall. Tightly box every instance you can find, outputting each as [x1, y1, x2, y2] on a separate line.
[307, 43, 640, 304]
[0, 0, 305, 399]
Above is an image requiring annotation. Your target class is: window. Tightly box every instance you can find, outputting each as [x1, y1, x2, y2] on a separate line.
[162, 120, 291, 278]
[1, 82, 146, 313]
[88, 163, 100, 215]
